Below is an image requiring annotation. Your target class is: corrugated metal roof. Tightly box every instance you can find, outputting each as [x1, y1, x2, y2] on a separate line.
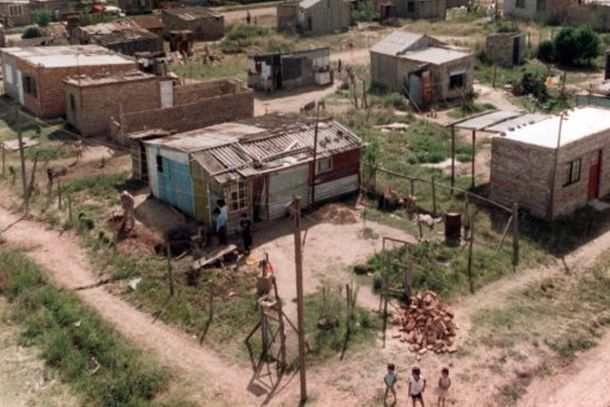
[1, 45, 135, 68]
[370, 31, 423, 56]
[403, 46, 470, 65]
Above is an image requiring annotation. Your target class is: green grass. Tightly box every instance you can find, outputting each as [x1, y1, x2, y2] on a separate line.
[63, 172, 131, 198]
[0, 251, 188, 407]
[447, 102, 496, 119]
[220, 23, 296, 54]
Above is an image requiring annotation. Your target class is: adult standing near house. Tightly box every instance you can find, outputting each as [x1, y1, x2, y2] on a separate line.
[46, 167, 55, 196]
[214, 207, 227, 246]
[119, 190, 135, 233]
[240, 213, 252, 254]
[246, 10, 251, 25]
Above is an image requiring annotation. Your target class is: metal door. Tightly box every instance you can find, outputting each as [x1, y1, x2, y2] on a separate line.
[588, 150, 602, 201]
[408, 73, 422, 107]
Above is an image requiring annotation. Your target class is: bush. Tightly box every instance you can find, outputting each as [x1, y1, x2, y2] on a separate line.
[32, 9, 52, 27]
[520, 70, 548, 102]
[536, 40, 555, 63]
[553, 26, 601, 66]
[21, 26, 42, 39]
[352, 1, 375, 22]
[382, 93, 409, 110]
[495, 20, 516, 33]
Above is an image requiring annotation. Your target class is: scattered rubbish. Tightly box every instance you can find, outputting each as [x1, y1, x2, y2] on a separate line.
[392, 290, 457, 354]
[128, 277, 142, 291]
[73, 320, 82, 327]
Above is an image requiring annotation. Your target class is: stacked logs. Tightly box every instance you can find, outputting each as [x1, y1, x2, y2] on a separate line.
[391, 291, 457, 354]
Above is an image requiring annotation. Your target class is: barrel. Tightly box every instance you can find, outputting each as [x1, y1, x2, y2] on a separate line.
[444, 212, 461, 243]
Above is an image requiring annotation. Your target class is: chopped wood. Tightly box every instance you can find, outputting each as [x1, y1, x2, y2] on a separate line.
[391, 290, 457, 354]
[192, 244, 238, 270]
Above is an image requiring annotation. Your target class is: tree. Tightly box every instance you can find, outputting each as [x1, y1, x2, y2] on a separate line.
[536, 40, 555, 63]
[21, 26, 42, 39]
[32, 9, 51, 27]
[553, 26, 601, 66]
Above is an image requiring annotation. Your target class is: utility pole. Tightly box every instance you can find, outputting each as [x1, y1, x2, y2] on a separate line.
[310, 110, 320, 205]
[291, 196, 307, 404]
[17, 110, 28, 214]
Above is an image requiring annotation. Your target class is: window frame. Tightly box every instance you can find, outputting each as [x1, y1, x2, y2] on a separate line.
[156, 155, 164, 173]
[22, 75, 37, 97]
[315, 157, 333, 174]
[407, 1, 415, 12]
[564, 158, 581, 187]
[449, 73, 465, 89]
[228, 181, 247, 213]
[516, 0, 526, 8]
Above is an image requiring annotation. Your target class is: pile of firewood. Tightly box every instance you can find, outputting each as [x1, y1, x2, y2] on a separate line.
[391, 291, 457, 354]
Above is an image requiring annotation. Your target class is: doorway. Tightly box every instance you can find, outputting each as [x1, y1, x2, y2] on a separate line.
[588, 150, 602, 201]
[512, 36, 520, 65]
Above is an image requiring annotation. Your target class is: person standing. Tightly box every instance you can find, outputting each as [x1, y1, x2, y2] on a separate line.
[409, 367, 426, 407]
[240, 213, 252, 254]
[435, 368, 451, 407]
[214, 207, 227, 246]
[383, 363, 397, 406]
[119, 190, 135, 233]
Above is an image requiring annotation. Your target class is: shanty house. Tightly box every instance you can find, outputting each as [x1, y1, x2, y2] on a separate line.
[490, 106, 610, 220]
[248, 47, 331, 92]
[375, 0, 446, 19]
[370, 31, 474, 108]
[118, 0, 153, 15]
[277, 0, 351, 36]
[485, 32, 526, 67]
[504, 0, 610, 31]
[71, 19, 163, 55]
[0, 0, 32, 27]
[1, 45, 137, 118]
[162, 7, 224, 41]
[143, 115, 361, 232]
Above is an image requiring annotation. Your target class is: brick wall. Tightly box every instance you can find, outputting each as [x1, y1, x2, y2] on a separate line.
[162, 11, 224, 41]
[485, 33, 525, 67]
[114, 86, 254, 144]
[172, 80, 236, 105]
[16, 60, 137, 118]
[66, 76, 161, 136]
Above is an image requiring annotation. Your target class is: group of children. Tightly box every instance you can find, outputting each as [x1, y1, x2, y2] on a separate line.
[212, 199, 253, 253]
[384, 364, 451, 407]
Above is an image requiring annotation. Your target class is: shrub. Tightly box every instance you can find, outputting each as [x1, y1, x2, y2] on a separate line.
[32, 9, 52, 27]
[553, 26, 601, 66]
[495, 20, 516, 33]
[536, 40, 555, 63]
[520, 70, 548, 102]
[21, 26, 42, 39]
[352, 1, 375, 22]
[382, 93, 409, 110]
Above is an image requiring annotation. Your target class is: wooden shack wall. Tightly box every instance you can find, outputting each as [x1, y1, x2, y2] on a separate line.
[302, 0, 351, 35]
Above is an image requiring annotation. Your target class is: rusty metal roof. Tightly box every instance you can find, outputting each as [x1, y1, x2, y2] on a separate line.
[147, 114, 361, 184]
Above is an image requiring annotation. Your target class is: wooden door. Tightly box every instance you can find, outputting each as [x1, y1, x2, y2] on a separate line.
[588, 150, 602, 201]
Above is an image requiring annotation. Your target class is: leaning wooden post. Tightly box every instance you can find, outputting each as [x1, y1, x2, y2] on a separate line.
[450, 125, 455, 194]
[166, 243, 174, 296]
[431, 176, 437, 217]
[467, 214, 475, 294]
[512, 202, 519, 267]
[471, 129, 476, 190]
[362, 80, 368, 109]
[57, 177, 62, 210]
[17, 113, 29, 214]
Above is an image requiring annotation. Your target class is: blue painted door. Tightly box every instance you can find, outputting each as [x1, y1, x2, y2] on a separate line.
[408, 73, 422, 107]
[158, 157, 195, 217]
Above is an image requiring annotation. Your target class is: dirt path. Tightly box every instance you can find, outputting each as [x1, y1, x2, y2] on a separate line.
[0, 205, 252, 407]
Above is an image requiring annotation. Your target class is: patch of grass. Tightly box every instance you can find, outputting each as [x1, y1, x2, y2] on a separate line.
[447, 102, 496, 119]
[220, 23, 296, 54]
[63, 172, 129, 198]
[0, 251, 187, 406]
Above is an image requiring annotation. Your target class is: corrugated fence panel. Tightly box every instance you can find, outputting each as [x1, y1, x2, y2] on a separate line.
[268, 164, 309, 219]
[314, 174, 359, 203]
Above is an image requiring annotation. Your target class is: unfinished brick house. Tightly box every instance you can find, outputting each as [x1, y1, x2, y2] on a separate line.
[142, 114, 361, 232]
[162, 7, 224, 41]
[70, 19, 163, 56]
[64, 71, 171, 136]
[504, 0, 610, 30]
[277, 0, 352, 36]
[485, 32, 526, 67]
[247, 47, 332, 92]
[490, 106, 610, 220]
[370, 31, 474, 108]
[1, 45, 137, 118]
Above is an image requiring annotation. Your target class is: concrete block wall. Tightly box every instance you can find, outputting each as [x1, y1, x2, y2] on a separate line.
[490, 137, 555, 219]
[66, 76, 161, 136]
[173, 80, 236, 105]
[485, 32, 525, 67]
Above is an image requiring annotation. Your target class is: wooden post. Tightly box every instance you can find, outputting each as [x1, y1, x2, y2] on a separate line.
[431, 176, 437, 217]
[471, 129, 476, 190]
[362, 80, 368, 109]
[463, 192, 470, 239]
[166, 243, 174, 296]
[272, 276, 287, 370]
[512, 202, 519, 267]
[353, 85, 358, 109]
[492, 65, 498, 88]
[410, 178, 415, 197]
[382, 272, 389, 348]
[57, 177, 62, 210]
[17, 113, 28, 214]
[467, 214, 475, 294]
[68, 194, 73, 223]
[27, 154, 38, 199]
[291, 196, 307, 403]
[2, 142, 5, 178]
[450, 125, 455, 195]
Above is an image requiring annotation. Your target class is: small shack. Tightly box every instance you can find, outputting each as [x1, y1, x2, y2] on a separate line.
[162, 7, 224, 41]
[247, 47, 331, 92]
[377, 0, 446, 19]
[277, 0, 351, 36]
[370, 31, 474, 108]
[143, 114, 361, 232]
[0, 0, 31, 27]
[490, 106, 610, 220]
[70, 19, 163, 56]
[485, 32, 525, 67]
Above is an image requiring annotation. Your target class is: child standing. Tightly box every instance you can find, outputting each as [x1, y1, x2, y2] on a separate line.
[240, 213, 253, 254]
[383, 363, 397, 406]
[435, 368, 451, 407]
[409, 367, 426, 407]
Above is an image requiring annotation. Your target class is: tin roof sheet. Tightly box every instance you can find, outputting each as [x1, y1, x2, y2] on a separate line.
[455, 110, 521, 131]
[403, 46, 470, 64]
[371, 31, 423, 55]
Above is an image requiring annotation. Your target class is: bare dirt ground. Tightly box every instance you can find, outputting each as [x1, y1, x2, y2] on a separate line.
[0, 299, 80, 407]
[254, 83, 341, 115]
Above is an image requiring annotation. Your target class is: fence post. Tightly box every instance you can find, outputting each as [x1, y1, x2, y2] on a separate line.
[410, 178, 415, 197]
[431, 176, 437, 217]
[512, 202, 519, 267]
[57, 177, 62, 210]
[467, 215, 475, 294]
[166, 243, 174, 296]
